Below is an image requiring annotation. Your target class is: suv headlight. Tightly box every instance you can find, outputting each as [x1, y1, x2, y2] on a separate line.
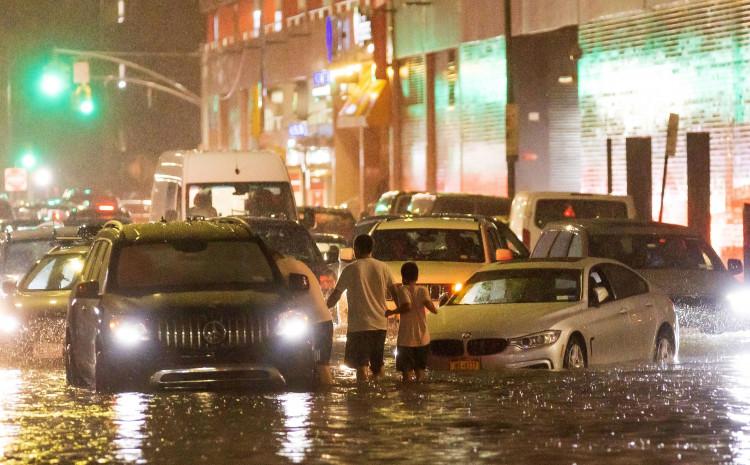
[727, 289, 750, 316]
[109, 317, 149, 346]
[0, 313, 20, 334]
[276, 310, 309, 341]
[509, 330, 561, 350]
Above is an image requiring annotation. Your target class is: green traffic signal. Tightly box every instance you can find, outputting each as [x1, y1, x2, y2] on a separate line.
[39, 68, 68, 98]
[78, 97, 95, 115]
[21, 151, 37, 170]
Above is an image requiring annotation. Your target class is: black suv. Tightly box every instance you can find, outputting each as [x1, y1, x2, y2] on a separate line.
[64, 219, 316, 391]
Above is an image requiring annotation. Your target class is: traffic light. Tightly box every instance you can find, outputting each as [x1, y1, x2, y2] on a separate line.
[74, 84, 96, 116]
[20, 150, 37, 170]
[39, 65, 69, 99]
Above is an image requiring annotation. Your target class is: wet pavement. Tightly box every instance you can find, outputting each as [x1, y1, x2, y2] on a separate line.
[1, 331, 750, 464]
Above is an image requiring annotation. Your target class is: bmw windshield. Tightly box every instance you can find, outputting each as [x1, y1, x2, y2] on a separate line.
[452, 269, 582, 305]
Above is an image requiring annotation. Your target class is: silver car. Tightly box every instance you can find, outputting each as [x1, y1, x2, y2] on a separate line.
[427, 257, 678, 371]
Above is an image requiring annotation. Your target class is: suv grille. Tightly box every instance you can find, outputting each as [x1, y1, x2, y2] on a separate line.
[429, 339, 464, 357]
[157, 312, 271, 350]
[467, 338, 508, 356]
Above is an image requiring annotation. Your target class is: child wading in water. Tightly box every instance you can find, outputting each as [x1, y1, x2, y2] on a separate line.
[385, 262, 438, 383]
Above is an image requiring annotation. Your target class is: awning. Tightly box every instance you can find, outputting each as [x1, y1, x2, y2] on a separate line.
[336, 79, 391, 129]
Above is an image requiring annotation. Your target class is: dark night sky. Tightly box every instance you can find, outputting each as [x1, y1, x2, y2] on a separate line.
[1, 0, 204, 196]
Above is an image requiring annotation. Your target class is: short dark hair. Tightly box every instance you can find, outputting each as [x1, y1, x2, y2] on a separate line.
[353, 234, 374, 257]
[401, 261, 419, 283]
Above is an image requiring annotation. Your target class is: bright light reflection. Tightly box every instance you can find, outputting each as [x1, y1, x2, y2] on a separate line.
[728, 353, 750, 462]
[278, 392, 312, 464]
[113, 392, 147, 463]
[0, 369, 22, 460]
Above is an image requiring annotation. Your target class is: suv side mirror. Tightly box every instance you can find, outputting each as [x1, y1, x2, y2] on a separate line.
[2, 280, 16, 295]
[589, 286, 609, 307]
[339, 247, 354, 262]
[288, 273, 310, 292]
[495, 248, 514, 262]
[728, 258, 743, 276]
[75, 280, 100, 299]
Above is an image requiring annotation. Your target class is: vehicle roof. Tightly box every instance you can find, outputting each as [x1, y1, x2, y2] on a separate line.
[544, 219, 698, 236]
[233, 216, 307, 231]
[96, 220, 257, 244]
[479, 256, 621, 272]
[312, 232, 347, 242]
[514, 191, 632, 201]
[4, 226, 80, 243]
[300, 206, 353, 216]
[46, 244, 91, 256]
[374, 216, 482, 231]
[156, 150, 288, 184]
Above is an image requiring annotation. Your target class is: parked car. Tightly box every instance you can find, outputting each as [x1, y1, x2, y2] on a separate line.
[344, 215, 519, 305]
[531, 219, 744, 332]
[428, 257, 678, 371]
[120, 199, 152, 223]
[298, 206, 355, 243]
[0, 241, 90, 360]
[408, 193, 512, 220]
[64, 219, 319, 391]
[64, 206, 132, 227]
[312, 233, 347, 266]
[509, 192, 637, 249]
[0, 226, 80, 289]
[373, 191, 416, 216]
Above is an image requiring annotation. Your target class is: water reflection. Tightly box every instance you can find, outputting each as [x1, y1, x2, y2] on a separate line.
[728, 352, 750, 463]
[113, 392, 148, 463]
[0, 369, 21, 460]
[278, 392, 312, 463]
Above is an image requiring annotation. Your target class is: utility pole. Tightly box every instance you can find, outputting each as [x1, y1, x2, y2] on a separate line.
[504, 0, 518, 198]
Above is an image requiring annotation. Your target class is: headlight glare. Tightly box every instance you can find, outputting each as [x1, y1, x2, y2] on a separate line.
[726, 289, 750, 315]
[510, 330, 561, 350]
[276, 310, 309, 341]
[0, 313, 20, 334]
[452, 282, 463, 293]
[109, 318, 148, 346]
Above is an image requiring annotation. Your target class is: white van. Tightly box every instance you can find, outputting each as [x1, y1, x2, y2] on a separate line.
[150, 150, 296, 222]
[509, 192, 637, 249]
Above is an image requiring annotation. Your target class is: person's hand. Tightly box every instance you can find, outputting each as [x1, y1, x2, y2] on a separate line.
[384, 310, 393, 317]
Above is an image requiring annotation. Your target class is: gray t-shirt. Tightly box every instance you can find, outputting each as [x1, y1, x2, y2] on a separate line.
[395, 285, 431, 347]
[335, 257, 394, 332]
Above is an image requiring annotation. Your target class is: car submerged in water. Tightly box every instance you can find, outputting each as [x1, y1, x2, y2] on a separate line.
[428, 258, 678, 371]
[64, 219, 319, 391]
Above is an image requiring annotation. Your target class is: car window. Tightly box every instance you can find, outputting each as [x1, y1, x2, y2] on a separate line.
[252, 225, 322, 269]
[531, 231, 559, 258]
[568, 233, 583, 257]
[588, 267, 615, 305]
[534, 199, 629, 229]
[432, 197, 474, 214]
[22, 254, 85, 291]
[601, 264, 649, 300]
[453, 268, 581, 305]
[372, 228, 484, 263]
[550, 231, 574, 257]
[475, 198, 511, 216]
[311, 212, 354, 238]
[588, 234, 724, 270]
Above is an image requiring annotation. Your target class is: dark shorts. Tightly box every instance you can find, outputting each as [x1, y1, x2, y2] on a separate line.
[396, 345, 429, 372]
[313, 320, 334, 366]
[344, 330, 387, 374]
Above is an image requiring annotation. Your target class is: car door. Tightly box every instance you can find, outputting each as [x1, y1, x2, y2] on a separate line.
[584, 266, 627, 365]
[72, 240, 108, 375]
[601, 263, 655, 361]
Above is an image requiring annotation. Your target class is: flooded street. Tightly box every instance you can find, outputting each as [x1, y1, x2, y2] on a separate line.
[0, 331, 749, 465]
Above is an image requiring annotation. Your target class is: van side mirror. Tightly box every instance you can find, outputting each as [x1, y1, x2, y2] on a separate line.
[495, 248, 514, 262]
[589, 286, 609, 307]
[2, 280, 16, 295]
[339, 247, 354, 262]
[288, 273, 310, 292]
[75, 280, 100, 299]
[728, 258, 743, 276]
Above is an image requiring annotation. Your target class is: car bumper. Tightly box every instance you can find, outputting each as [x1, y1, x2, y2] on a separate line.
[428, 341, 565, 371]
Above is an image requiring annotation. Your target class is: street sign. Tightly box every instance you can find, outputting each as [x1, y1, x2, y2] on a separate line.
[666, 113, 679, 157]
[4, 168, 28, 192]
[506, 103, 519, 159]
[73, 61, 90, 85]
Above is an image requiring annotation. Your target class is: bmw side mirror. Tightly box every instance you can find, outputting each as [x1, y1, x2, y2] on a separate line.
[288, 273, 310, 292]
[75, 280, 100, 299]
[2, 280, 17, 295]
[728, 258, 743, 276]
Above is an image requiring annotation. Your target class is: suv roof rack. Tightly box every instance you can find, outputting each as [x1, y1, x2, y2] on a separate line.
[102, 220, 124, 230]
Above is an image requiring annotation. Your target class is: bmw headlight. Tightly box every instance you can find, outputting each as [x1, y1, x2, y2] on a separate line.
[276, 310, 309, 341]
[109, 317, 149, 346]
[509, 330, 561, 350]
[0, 313, 20, 334]
[726, 289, 750, 316]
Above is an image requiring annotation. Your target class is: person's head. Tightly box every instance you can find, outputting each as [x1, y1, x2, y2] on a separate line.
[353, 234, 374, 259]
[401, 261, 419, 284]
[194, 190, 210, 208]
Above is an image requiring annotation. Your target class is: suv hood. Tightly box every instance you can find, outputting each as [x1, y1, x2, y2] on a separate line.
[9, 290, 71, 318]
[637, 269, 739, 297]
[427, 301, 583, 339]
[383, 261, 485, 286]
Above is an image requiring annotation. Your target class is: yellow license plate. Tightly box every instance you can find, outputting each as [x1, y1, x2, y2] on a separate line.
[449, 359, 480, 371]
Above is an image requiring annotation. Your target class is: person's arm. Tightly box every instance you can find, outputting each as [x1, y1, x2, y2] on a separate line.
[326, 267, 349, 308]
[425, 295, 438, 314]
[386, 286, 411, 317]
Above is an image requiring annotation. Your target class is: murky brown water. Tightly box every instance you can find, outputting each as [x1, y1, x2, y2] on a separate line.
[1, 331, 749, 464]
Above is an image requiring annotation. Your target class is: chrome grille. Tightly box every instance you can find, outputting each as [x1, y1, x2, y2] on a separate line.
[467, 338, 508, 356]
[429, 339, 464, 357]
[157, 312, 271, 349]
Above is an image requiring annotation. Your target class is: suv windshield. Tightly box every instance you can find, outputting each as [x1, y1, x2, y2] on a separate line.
[535, 199, 628, 228]
[589, 234, 724, 270]
[113, 240, 275, 293]
[452, 269, 581, 305]
[372, 228, 484, 262]
[21, 253, 85, 291]
[187, 183, 296, 220]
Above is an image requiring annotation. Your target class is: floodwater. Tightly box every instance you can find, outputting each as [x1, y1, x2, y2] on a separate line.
[1, 331, 750, 464]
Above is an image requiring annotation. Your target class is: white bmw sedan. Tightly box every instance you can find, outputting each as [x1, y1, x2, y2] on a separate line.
[427, 258, 678, 371]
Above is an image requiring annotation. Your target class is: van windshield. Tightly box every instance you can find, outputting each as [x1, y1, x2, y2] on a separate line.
[186, 183, 296, 220]
[534, 199, 628, 228]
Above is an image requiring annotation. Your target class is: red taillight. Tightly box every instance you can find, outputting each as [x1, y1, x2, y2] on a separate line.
[523, 228, 530, 247]
[563, 205, 576, 218]
[97, 204, 116, 212]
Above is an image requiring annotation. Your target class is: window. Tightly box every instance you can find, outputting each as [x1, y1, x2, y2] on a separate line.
[588, 234, 725, 271]
[601, 264, 649, 300]
[372, 228, 484, 263]
[22, 254, 85, 291]
[549, 231, 574, 257]
[531, 231, 559, 258]
[186, 182, 296, 220]
[453, 269, 581, 305]
[534, 199, 629, 229]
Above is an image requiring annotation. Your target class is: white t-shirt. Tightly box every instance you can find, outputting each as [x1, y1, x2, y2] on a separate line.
[395, 285, 431, 347]
[335, 257, 394, 332]
[275, 256, 332, 324]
